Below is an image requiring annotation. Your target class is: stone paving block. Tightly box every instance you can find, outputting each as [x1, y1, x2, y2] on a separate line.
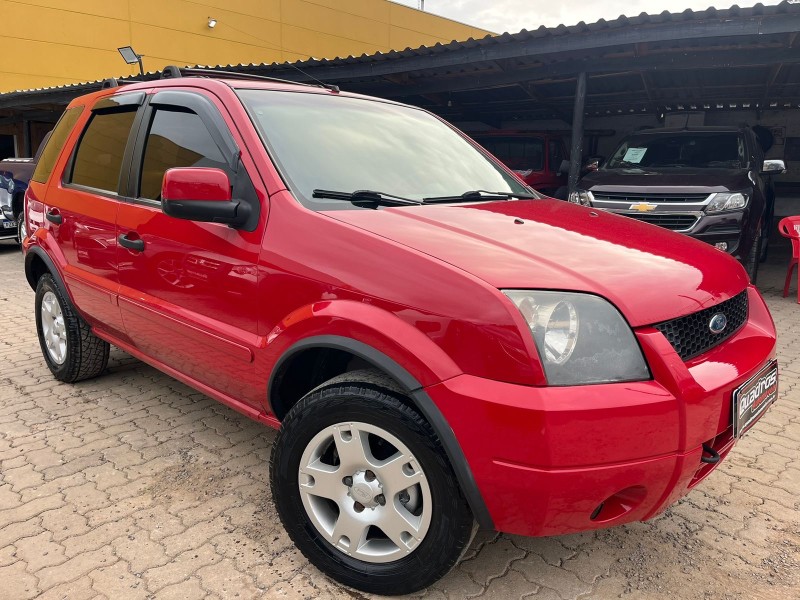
[36, 545, 116, 590]
[14, 530, 67, 571]
[513, 552, 592, 599]
[143, 543, 221, 592]
[196, 557, 262, 598]
[40, 506, 90, 542]
[152, 579, 208, 600]
[459, 537, 526, 586]
[0, 559, 42, 600]
[111, 529, 172, 573]
[89, 560, 149, 600]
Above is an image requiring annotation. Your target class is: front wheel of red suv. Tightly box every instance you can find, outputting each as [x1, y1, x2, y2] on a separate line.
[270, 374, 474, 595]
[35, 274, 109, 383]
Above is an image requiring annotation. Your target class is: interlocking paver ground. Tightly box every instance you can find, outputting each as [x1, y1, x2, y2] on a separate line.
[1, 241, 798, 599]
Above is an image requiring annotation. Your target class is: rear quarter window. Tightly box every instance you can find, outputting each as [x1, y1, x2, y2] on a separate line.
[31, 106, 84, 184]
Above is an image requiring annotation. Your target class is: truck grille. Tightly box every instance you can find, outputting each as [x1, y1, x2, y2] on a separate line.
[592, 192, 710, 203]
[624, 213, 698, 231]
[653, 291, 748, 361]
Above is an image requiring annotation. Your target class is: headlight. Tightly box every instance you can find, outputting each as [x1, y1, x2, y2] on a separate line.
[504, 290, 649, 385]
[706, 192, 748, 213]
[568, 189, 592, 206]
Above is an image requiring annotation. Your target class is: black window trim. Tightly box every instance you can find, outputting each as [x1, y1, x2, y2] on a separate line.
[125, 90, 241, 207]
[62, 97, 143, 199]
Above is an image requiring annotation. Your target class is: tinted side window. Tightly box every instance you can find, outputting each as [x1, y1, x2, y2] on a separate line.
[139, 109, 229, 200]
[31, 107, 84, 184]
[70, 109, 137, 192]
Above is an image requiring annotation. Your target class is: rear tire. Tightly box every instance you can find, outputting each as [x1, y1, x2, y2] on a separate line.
[35, 274, 109, 382]
[270, 377, 474, 595]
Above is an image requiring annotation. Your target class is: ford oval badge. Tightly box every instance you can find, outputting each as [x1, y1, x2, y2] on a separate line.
[709, 313, 728, 335]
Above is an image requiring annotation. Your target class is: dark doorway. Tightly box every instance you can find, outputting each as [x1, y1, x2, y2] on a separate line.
[0, 135, 15, 160]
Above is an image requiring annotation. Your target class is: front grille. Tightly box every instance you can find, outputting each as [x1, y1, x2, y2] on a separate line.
[624, 213, 698, 231]
[653, 291, 748, 361]
[592, 192, 710, 203]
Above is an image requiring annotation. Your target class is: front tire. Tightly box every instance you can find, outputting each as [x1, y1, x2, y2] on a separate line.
[270, 376, 473, 595]
[35, 274, 109, 382]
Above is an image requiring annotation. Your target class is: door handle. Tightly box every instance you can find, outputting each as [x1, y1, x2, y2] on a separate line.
[46, 209, 62, 225]
[118, 233, 145, 252]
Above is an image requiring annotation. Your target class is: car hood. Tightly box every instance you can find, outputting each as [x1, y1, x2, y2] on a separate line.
[325, 200, 748, 327]
[580, 168, 751, 194]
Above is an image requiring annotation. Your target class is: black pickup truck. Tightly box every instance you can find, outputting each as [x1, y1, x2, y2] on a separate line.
[0, 132, 50, 243]
[569, 126, 785, 283]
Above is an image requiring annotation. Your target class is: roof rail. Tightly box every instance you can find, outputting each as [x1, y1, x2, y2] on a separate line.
[158, 65, 339, 92]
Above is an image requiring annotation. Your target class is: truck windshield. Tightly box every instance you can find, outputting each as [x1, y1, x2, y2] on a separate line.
[605, 132, 746, 170]
[237, 90, 529, 209]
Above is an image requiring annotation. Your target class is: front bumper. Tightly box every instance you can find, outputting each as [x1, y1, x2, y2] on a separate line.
[427, 286, 777, 537]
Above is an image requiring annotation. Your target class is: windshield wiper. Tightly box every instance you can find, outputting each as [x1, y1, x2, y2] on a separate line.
[312, 189, 422, 207]
[422, 190, 538, 203]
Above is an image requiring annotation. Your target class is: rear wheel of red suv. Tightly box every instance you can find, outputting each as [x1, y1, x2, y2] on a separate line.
[35, 274, 109, 383]
[270, 373, 474, 595]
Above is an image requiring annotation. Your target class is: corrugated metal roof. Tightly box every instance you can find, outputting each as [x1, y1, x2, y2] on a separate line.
[1, 1, 796, 102]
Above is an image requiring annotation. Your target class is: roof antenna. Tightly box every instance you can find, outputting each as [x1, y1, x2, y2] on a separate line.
[284, 62, 340, 93]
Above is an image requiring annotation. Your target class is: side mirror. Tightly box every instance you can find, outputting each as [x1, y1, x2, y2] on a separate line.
[162, 167, 250, 227]
[761, 159, 786, 175]
[558, 159, 570, 175]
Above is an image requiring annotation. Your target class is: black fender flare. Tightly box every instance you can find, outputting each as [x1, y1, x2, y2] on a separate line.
[24, 245, 67, 293]
[268, 335, 494, 530]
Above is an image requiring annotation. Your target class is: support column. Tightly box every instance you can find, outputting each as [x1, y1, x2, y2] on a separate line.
[568, 72, 587, 194]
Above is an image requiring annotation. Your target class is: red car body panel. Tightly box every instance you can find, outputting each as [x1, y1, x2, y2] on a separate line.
[23, 78, 778, 539]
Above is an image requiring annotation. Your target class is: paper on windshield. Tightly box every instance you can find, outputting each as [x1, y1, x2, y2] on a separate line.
[622, 147, 647, 163]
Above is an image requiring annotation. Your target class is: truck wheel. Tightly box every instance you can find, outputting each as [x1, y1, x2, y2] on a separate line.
[35, 274, 109, 382]
[744, 227, 761, 285]
[270, 378, 474, 595]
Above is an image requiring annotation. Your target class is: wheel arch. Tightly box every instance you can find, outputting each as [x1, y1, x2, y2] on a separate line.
[24, 245, 65, 292]
[268, 335, 493, 530]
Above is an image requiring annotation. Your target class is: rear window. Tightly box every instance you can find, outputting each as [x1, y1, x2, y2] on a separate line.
[31, 107, 84, 184]
[68, 108, 137, 193]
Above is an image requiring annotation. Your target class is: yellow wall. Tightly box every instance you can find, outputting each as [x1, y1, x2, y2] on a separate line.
[0, 0, 492, 93]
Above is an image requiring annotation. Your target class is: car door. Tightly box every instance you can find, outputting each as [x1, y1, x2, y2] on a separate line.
[45, 93, 145, 339]
[116, 89, 264, 407]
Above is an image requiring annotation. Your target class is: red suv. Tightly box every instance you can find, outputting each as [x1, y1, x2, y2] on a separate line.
[22, 70, 778, 595]
[470, 131, 568, 197]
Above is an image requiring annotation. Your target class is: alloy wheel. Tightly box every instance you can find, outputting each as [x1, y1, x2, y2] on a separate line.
[40, 291, 67, 364]
[298, 421, 432, 563]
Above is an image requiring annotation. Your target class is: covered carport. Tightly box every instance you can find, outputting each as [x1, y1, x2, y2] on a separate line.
[2, 2, 800, 198]
[248, 2, 800, 200]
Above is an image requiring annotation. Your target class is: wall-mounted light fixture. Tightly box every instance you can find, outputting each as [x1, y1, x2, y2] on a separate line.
[118, 46, 144, 76]
[208, 17, 217, 28]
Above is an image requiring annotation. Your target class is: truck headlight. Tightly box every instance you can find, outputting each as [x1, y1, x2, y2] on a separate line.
[503, 291, 650, 385]
[706, 192, 748, 213]
[568, 189, 593, 206]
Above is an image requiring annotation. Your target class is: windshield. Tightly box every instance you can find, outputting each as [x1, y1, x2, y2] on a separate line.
[605, 132, 747, 170]
[237, 90, 528, 209]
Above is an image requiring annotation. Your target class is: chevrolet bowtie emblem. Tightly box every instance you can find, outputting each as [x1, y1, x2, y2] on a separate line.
[630, 202, 657, 212]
